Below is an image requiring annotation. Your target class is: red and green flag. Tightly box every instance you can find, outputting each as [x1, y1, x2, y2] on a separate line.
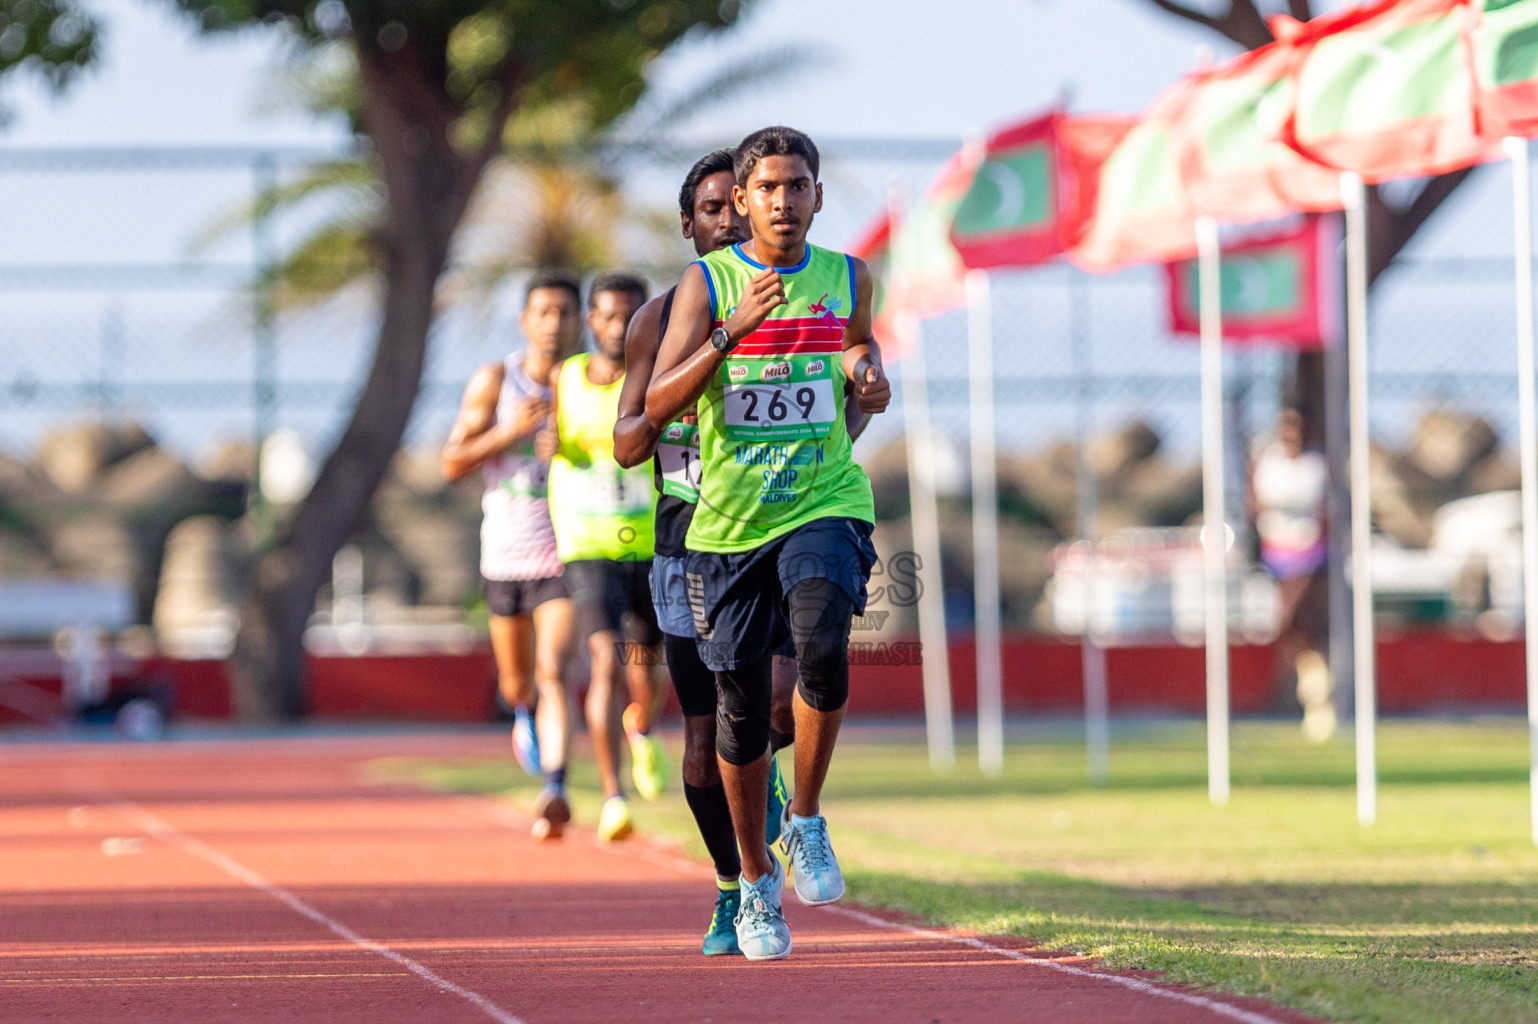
[1470, 0, 1538, 138]
[846, 211, 900, 350]
[1278, 0, 1501, 183]
[847, 151, 971, 356]
[949, 112, 1063, 268]
[1068, 81, 1201, 273]
[1174, 40, 1344, 222]
[1054, 115, 1137, 250]
[888, 149, 973, 318]
[1165, 215, 1342, 348]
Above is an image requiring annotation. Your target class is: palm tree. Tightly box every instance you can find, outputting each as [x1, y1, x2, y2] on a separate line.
[205, 43, 827, 307]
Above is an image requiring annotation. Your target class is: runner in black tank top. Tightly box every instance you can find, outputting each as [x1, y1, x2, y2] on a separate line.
[650, 288, 697, 559]
[614, 152, 758, 956]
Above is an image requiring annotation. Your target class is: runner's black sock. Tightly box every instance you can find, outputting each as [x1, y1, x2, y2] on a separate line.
[544, 766, 566, 790]
[769, 727, 794, 753]
[683, 781, 742, 879]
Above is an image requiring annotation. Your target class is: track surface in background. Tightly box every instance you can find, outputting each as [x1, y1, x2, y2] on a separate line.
[0, 732, 1320, 1023]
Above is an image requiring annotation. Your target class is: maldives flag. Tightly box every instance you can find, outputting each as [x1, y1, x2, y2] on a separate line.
[1278, 0, 1501, 183]
[1470, 0, 1538, 138]
[847, 151, 971, 354]
[1055, 115, 1137, 250]
[1165, 215, 1343, 348]
[888, 150, 973, 317]
[949, 112, 1062, 268]
[1068, 80, 1201, 273]
[1174, 40, 1344, 222]
[846, 211, 899, 348]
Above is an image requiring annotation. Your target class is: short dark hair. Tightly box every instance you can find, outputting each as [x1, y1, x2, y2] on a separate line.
[734, 126, 819, 187]
[524, 268, 580, 308]
[679, 149, 738, 216]
[587, 271, 648, 309]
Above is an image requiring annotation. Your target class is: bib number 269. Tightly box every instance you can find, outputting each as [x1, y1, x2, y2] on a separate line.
[724, 378, 836, 440]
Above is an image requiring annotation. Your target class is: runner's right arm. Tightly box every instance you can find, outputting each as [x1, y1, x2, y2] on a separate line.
[645, 263, 785, 427]
[613, 296, 666, 468]
[442, 362, 550, 481]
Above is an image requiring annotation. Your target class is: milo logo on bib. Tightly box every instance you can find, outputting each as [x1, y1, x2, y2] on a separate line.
[721, 351, 839, 442]
[658, 421, 702, 502]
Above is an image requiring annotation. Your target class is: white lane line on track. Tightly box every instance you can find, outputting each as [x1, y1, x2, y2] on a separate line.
[102, 798, 529, 1024]
[468, 796, 1292, 1024]
[817, 904, 1292, 1024]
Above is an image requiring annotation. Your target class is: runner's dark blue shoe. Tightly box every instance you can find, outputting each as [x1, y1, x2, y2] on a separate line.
[765, 753, 789, 846]
[703, 882, 742, 956]
[512, 707, 540, 777]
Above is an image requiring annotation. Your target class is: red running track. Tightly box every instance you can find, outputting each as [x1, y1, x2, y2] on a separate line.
[0, 732, 1322, 1024]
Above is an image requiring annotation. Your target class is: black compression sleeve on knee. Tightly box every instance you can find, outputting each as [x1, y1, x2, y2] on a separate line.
[682, 781, 742, 879]
[787, 577, 853, 712]
[715, 659, 771, 766]
[768, 727, 794, 753]
[665, 634, 717, 719]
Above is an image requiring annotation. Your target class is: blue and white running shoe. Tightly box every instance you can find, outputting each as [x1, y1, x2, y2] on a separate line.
[734, 855, 791, 961]
[511, 707, 540, 777]
[781, 812, 844, 906]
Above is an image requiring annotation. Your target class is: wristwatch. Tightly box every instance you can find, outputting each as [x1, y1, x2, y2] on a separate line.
[709, 326, 737, 354]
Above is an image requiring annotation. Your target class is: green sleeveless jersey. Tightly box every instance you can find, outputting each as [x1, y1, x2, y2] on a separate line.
[547, 354, 656, 562]
[687, 242, 875, 554]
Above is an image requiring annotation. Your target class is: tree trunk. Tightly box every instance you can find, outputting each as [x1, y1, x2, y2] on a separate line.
[230, 46, 487, 721]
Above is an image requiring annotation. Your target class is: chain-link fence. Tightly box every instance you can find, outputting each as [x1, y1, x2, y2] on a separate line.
[0, 140, 1529, 645]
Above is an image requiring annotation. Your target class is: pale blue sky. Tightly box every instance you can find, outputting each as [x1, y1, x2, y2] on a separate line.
[1, 0, 1238, 148]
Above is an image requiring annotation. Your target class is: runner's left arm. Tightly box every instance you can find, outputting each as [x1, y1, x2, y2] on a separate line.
[843, 382, 869, 443]
[613, 296, 666, 468]
[841, 257, 891, 416]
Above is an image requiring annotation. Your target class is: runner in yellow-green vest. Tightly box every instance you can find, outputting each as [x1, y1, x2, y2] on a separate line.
[645, 127, 891, 962]
[540, 272, 667, 843]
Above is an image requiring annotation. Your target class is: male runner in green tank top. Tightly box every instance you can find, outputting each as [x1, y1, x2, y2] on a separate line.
[539, 273, 667, 843]
[615, 148, 869, 957]
[646, 126, 890, 960]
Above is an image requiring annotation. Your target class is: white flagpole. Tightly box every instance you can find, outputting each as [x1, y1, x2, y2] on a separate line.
[1196, 215, 1230, 808]
[899, 309, 957, 773]
[1069, 268, 1111, 784]
[967, 269, 1005, 776]
[1341, 170, 1377, 828]
[1505, 135, 1538, 847]
[890, 182, 955, 773]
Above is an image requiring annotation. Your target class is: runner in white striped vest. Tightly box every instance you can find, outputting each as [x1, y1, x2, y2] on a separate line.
[443, 270, 582, 841]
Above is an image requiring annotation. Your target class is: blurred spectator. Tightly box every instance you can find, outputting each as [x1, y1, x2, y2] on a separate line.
[1249, 408, 1334, 743]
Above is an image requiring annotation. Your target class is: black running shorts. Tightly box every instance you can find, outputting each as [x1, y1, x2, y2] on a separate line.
[483, 574, 568, 618]
[563, 558, 663, 645]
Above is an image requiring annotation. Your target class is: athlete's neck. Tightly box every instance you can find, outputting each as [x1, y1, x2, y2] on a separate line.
[741, 237, 807, 270]
[523, 347, 557, 382]
[587, 350, 625, 384]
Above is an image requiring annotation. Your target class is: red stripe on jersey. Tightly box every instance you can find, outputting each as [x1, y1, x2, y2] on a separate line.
[734, 340, 844, 358]
[713, 318, 847, 357]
